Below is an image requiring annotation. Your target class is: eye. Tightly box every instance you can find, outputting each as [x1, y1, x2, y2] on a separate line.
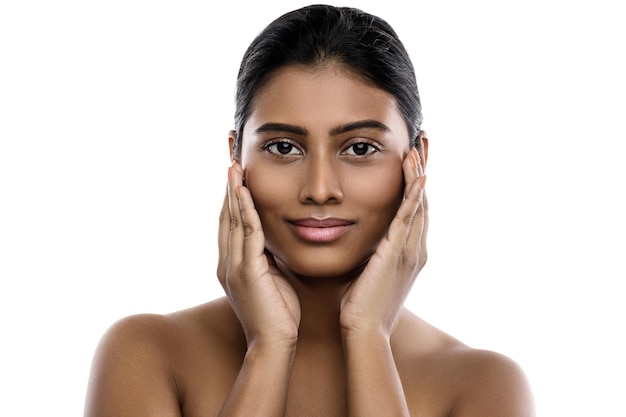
[343, 142, 380, 156]
[263, 141, 302, 156]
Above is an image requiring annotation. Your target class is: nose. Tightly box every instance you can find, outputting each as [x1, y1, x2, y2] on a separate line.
[298, 155, 344, 205]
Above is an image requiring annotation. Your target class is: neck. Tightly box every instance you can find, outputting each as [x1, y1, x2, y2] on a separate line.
[277, 260, 363, 346]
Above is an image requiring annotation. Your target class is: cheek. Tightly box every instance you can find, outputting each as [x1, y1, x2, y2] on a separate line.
[344, 164, 404, 213]
[243, 165, 291, 215]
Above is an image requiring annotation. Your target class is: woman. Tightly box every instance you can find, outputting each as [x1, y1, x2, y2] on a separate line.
[84, 5, 534, 416]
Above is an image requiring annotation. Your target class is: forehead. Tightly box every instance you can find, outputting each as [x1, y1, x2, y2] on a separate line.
[243, 64, 409, 139]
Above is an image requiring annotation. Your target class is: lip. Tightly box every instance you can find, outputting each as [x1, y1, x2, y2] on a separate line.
[288, 217, 354, 243]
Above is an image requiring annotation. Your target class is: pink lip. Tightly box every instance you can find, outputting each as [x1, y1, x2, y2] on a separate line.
[289, 218, 354, 243]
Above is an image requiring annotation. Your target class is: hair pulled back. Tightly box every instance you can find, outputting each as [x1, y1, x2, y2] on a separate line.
[233, 4, 422, 158]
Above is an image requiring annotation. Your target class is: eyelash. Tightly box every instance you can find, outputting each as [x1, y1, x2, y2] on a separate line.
[343, 142, 381, 156]
[261, 139, 382, 158]
[262, 140, 303, 156]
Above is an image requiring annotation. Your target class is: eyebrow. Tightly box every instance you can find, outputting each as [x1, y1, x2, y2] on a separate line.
[254, 123, 308, 136]
[253, 119, 391, 137]
[329, 119, 391, 136]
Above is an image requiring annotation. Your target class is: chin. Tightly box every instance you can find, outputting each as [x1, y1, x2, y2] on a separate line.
[272, 249, 370, 281]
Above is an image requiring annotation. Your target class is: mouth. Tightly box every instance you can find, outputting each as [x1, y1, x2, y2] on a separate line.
[288, 217, 355, 243]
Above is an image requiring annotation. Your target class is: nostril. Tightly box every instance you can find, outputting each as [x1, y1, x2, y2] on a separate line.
[297, 159, 344, 204]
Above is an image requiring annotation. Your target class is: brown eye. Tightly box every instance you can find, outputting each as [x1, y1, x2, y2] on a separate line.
[352, 143, 369, 155]
[264, 141, 302, 156]
[276, 143, 293, 154]
[344, 142, 379, 156]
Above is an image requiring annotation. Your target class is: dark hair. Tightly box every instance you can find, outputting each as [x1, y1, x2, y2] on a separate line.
[233, 4, 422, 158]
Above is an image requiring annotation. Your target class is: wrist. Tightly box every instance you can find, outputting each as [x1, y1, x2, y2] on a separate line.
[341, 326, 391, 348]
[246, 338, 298, 361]
[340, 314, 394, 340]
[244, 326, 299, 352]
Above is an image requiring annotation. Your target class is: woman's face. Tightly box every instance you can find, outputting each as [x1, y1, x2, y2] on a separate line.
[236, 64, 411, 278]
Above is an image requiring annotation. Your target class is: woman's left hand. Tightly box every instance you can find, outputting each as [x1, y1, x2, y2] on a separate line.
[339, 145, 428, 339]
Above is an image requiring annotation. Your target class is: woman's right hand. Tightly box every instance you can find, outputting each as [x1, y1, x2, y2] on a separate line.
[217, 162, 301, 350]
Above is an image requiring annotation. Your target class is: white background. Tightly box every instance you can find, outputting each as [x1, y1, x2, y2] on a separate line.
[1, 1, 624, 415]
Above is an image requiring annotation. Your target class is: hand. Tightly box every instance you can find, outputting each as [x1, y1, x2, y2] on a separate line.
[217, 162, 301, 349]
[339, 146, 428, 338]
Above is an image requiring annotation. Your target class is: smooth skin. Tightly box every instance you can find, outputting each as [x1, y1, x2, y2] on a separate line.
[84, 64, 535, 417]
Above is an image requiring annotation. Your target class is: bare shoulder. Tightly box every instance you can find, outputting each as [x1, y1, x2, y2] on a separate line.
[445, 347, 535, 417]
[88, 298, 237, 367]
[84, 311, 183, 417]
[85, 298, 242, 417]
[393, 310, 535, 417]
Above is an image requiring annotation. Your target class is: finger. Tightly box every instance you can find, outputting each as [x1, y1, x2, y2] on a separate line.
[227, 163, 245, 279]
[418, 130, 428, 173]
[410, 145, 426, 217]
[237, 183, 268, 274]
[419, 191, 429, 249]
[402, 147, 425, 211]
[384, 173, 423, 255]
[217, 185, 230, 287]
[407, 137, 429, 265]
[383, 149, 423, 249]
[415, 145, 425, 177]
[402, 148, 420, 198]
[406, 176, 427, 251]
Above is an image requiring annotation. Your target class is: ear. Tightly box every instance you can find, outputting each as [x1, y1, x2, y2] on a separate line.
[418, 130, 429, 169]
[228, 130, 237, 162]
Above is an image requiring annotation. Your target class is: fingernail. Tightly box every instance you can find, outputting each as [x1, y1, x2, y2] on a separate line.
[410, 149, 418, 169]
[236, 185, 242, 199]
[418, 175, 427, 189]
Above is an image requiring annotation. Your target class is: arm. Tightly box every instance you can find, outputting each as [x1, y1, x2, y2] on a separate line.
[217, 343, 295, 416]
[216, 162, 301, 416]
[343, 331, 411, 416]
[340, 146, 427, 416]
